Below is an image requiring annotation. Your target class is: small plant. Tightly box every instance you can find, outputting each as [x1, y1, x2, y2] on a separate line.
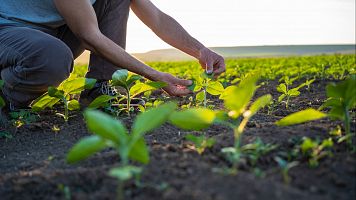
[276, 80, 306, 109]
[300, 137, 333, 167]
[241, 138, 278, 166]
[320, 75, 356, 146]
[89, 69, 166, 115]
[189, 72, 224, 107]
[67, 102, 177, 200]
[185, 134, 215, 154]
[170, 75, 272, 172]
[274, 156, 299, 184]
[9, 109, 39, 128]
[304, 78, 315, 91]
[32, 77, 96, 121]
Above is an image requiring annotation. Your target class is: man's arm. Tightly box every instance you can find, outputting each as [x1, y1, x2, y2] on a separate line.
[131, 0, 225, 76]
[54, 0, 191, 96]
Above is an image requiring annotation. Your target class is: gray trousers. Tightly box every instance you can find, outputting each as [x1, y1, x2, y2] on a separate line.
[0, 0, 130, 107]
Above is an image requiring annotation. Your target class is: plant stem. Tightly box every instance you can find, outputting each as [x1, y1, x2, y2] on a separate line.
[126, 88, 131, 116]
[63, 98, 69, 122]
[203, 87, 207, 108]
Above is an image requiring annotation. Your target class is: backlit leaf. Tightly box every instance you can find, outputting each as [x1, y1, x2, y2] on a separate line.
[66, 135, 107, 163]
[169, 108, 216, 130]
[275, 109, 327, 126]
[206, 81, 224, 95]
[112, 69, 128, 88]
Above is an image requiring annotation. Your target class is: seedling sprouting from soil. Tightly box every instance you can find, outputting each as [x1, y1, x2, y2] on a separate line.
[274, 156, 299, 184]
[67, 102, 177, 200]
[320, 75, 356, 146]
[188, 72, 224, 107]
[300, 137, 333, 167]
[185, 134, 215, 154]
[240, 138, 278, 166]
[277, 80, 306, 109]
[31, 77, 96, 121]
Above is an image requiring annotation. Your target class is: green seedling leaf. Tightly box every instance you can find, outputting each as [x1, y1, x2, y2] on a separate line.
[277, 83, 287, 93]
[275, 109, 327, 126]
[206, 81, 224, 95]
[109, 165, 142, 181]
[68, 100, 80, 111]
[126, 74, 142, 87]
[88, 95, 117, 109]
[185, 134, 215, 154]
[130, 81, 167, 98]
[66, 135, 107, 163]
[112, 69, 129, 88]
[196, 91, 205, 102]
[301, 138, 317, 154]
[278, 94, 286, 102]
[128, 138, 149, 164]
[84, 109, 128, 145]
[131, 102, 177, 138]
[169, 108, 216, 130]
[247, 94, 272, 118]
[288, 89, 300, 97]
[48, 87, 64, 99]
[61, 77, 96, 95]
[31, 94, 59, 111]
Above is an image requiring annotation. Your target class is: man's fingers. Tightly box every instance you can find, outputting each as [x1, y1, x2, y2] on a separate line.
[205, 62, 214, 74]
[176, 78, 193, 86]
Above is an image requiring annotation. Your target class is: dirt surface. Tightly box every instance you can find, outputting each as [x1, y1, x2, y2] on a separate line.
[0, 79, 355, 200]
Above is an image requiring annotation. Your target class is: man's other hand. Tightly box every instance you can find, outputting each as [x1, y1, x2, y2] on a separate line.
[159, 72, 192, 96]
[198, 47, 226, 77]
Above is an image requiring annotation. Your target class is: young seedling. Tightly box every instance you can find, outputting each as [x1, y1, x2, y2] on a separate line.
[90, 69, 166, 115]
[185, 134, 215, 154]
[9, 109, 39, 128]
[304, 78, 315, 91]
[320, 75, 356, 146]
[241, 138, 278, 166]
[300, 137, 333, 168]
[32, 77, 96, 121]
[188, 72, 224, 107]
[67, 102, 177, 200]
[274, 156, 299, 184]
[276, 80, 306, 109]
[170, 75, 272, 172]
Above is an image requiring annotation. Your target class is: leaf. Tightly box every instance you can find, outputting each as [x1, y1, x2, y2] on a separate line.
[275, 109, 327, 126]
[288, 89, 300, 97]
[301, 138, 317, 153]
[126, 74, 142, 87]
[131, 102, 177, 139]
[48, 87, 64, 99]
[31, 94, 60, 111]
[247, 94, 272, 117]
[206, 81, 224, 95]
[84, 109, 128, 145]
[223, 75, 259, 115]
[112, 69, 128, 88]
[130, 81, 167, 98]
[68, 100, 80, 111]
[61, 78, 96, 95]
[66, 135, 107, 164]
[109, 166, 142, 181]
[278, 94, 286, 102]
[128, 138, 149, 164]
[277, 83, 287, 93]
[88, 95, 117, 109]
[196, 91, 205, 102]
[0, 97, 5, 108]
[169, 108, 216, 130]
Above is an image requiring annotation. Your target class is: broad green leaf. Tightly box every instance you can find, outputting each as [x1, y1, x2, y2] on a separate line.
[247, 94, 272, 117]
[109, 165, 142, 181]
[275, 109, 327, 126]
[128, 138, 149, 164]
[278, 94, 286, 102]
[131, 102, 177, 138]
[288, 89, 300, 96]
[84, 109, 128, 145]
[130, 81, 167, 98]
[206, 81, 224, 95]
[169, 108, 216, 130]
[112, 69, 128, 88]
[66, 135, 107, 164]
[48, 87, 64, 99]
[126, 74, 142, 87]
[88, 95, 117, 109]
[31, 94, 60, 111]
[61, 78, 96, 95]
[196, 91, 205, 102]
[223, 75, 259, 114]
[219, 85, 235, 100]
[68, 100, 80, 111]
[277, 83, 287, 93]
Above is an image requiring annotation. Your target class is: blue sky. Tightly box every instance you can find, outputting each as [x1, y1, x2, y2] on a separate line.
[126, 0, 355, 53]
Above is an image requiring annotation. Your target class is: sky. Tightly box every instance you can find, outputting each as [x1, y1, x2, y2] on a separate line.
[125, 0, 355, 53]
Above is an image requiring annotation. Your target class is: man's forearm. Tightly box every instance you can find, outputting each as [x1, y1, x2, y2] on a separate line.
[82, 32, 162, 81]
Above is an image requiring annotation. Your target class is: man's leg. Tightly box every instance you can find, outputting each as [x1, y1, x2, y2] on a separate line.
[0, 26, 73, 107]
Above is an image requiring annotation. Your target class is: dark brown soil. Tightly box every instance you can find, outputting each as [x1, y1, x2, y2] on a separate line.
[0, 79, 355, 200]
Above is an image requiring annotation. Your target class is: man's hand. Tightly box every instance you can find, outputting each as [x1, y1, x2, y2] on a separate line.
[158, 72, 192, 96]
[198, 48, 226, 77]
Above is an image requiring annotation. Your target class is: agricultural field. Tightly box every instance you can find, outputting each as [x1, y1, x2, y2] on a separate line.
[0, 54, 355, 200]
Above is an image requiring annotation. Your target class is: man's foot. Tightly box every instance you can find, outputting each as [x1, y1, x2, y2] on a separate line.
[79, 80, 145, 108]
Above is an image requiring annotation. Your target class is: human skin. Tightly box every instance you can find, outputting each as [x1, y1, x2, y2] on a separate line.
[54, 0, 226, 96]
